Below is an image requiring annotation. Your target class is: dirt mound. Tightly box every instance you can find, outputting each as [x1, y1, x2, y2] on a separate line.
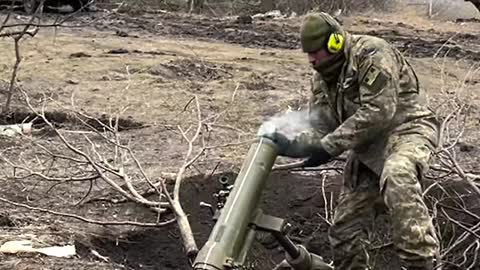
[0, 109, 144, 132]
[243, 72, 276, 91]
[150, 59, 235, 81]
[466, 0, 480, 10]
[77, 228, 195, 269]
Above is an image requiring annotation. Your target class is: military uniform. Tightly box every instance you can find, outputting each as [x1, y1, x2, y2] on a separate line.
[260, 13, 439, 270]
[303, 13, 440, 270]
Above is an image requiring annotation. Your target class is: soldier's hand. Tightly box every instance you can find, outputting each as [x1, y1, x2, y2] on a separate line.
[302, 145, 332, 167]
[257, 121, 310, 158]
[257, 121, 293, 156]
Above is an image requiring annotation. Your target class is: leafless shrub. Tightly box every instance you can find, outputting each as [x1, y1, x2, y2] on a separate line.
[0, 92, 200, 255]
[0, 1, 45, 113]
[423, 55, 480, 269]
[0, 80, 247, 258]
[0, 1, 93, 114]
[100, 0, 397, 15]
[273, 0, 396, 15]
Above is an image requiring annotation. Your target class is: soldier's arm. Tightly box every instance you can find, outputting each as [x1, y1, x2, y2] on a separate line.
[320, 42, 399, 156]
[293, 73, 339, 148]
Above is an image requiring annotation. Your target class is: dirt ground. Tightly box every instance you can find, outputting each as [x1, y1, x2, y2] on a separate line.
[0, 7, 479, 270]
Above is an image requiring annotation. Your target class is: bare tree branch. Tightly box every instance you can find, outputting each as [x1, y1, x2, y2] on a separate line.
[169, 95, 204, 258]
[18, 90, 169, 210]
[0, 196, 174, 227]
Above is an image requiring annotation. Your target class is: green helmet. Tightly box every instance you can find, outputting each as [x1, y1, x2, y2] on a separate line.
[300, 12, 343, 53]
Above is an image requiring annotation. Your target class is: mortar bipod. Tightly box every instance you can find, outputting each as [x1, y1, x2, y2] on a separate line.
[252, 210, 334, 270]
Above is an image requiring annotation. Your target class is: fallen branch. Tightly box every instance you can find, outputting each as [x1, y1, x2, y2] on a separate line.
[170, 95, 204, 258]
[3, 158, 99, 183]
[0, 197, 175, 227]
[16, 90, 170, 210]
[272, 160, 305, 171]
[272, 159, 345, 172]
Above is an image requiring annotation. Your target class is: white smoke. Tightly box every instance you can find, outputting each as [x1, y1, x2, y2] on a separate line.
[257, 109, 315, 140]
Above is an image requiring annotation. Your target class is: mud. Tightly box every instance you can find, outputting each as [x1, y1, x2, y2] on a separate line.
[352, 29, 480, 61]
[67, 12, 480, 61]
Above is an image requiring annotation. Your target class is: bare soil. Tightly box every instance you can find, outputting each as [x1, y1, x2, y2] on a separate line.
[0, 9, 479, 270]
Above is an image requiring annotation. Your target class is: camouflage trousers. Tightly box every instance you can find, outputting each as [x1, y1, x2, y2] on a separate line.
[328, 134, 439, 270]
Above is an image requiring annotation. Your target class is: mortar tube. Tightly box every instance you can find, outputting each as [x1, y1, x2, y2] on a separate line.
[193, 138, 278, 270]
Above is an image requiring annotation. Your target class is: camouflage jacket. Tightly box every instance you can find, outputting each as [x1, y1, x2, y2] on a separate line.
[306, 33, 439, 174]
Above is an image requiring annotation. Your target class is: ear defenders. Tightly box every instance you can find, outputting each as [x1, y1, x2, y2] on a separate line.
[327, 32, 344, 53]
[320, 13, 345, 54]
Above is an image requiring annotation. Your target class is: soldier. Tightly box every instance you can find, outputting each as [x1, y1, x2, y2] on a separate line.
[258, 12, 439, 270]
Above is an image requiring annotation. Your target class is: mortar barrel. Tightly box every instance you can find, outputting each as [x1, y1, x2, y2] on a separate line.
[193, 138, 278, 270]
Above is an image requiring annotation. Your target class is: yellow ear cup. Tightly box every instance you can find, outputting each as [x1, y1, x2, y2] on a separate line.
[327, 33, 344, 54]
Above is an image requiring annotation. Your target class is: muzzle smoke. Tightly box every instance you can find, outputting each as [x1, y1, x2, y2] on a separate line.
[258, 109, 318, 140]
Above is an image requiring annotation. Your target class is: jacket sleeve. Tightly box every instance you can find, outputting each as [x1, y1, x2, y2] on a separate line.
[320, 42, 399, 156]
[291, 73, 339, 151]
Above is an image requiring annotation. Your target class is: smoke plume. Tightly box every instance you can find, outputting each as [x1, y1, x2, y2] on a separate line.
[258, 109, 315, 140]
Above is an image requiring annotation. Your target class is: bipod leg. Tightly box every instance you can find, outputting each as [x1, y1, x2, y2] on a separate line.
[252, 211, 333, 270]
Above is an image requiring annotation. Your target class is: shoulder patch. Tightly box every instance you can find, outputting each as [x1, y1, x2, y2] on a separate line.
[363, 65, 380, 86]
[362, 65, 389, 91]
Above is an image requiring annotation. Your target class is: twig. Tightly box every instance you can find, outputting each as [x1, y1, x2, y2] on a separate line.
[321, 173, 331, 226]
[203, 82, 240, 125]
[0, 30, 38, 38]
[205, 139, 255, 150]
[75, 180, 94, 206]
[0, 197, 175, 227]
[2, 2, 43, 113]
[439, 203, 480, 221]
[466, 240, 480, 270]
[21, 91, 167, 209]
[0, 2, 15, 33]
[64, 103, 161, 195]
[273, 164, 344, 174]
[441, 150, 480, 197]
[2, 157, 99, 182]
[440, 208, 480, 257]
[272, 160, 306, 171]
